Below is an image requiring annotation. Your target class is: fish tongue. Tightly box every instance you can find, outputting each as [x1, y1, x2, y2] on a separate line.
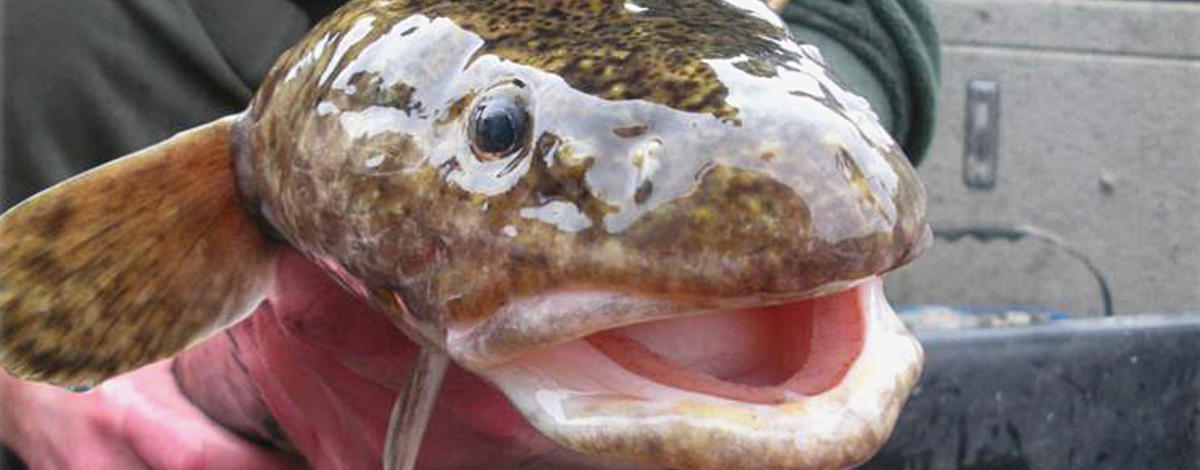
[383, 347, 451, 470]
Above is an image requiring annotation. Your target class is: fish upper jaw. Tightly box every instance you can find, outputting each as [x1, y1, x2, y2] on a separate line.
[448, 277, 922, 470]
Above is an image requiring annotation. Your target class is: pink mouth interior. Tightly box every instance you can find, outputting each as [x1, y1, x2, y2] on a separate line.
[585, 286, 865, 404]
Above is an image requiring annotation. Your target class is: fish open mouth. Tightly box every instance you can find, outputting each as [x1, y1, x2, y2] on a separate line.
[447, 277, 922, 470]
[582, 285, 864, 405]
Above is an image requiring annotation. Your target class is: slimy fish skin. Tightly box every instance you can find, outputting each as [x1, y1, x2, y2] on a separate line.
[0, 1, 929, 469]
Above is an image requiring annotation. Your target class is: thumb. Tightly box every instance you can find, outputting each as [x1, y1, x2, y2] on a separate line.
[110, 361, 300, 470]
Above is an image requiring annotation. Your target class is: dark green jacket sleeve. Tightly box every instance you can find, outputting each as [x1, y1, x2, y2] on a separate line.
[782, 0, 941, 165]
[0, 0, 312, 208]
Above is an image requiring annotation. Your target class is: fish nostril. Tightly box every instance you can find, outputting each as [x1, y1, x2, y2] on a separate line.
[612, 124, 648, 138]
[630, 138, 663, 205]
[634, 181, 653, 205]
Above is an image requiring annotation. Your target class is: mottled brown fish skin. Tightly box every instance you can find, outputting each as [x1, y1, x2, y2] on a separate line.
[235, 0, 928, 342]
[0, 119, 276, 387]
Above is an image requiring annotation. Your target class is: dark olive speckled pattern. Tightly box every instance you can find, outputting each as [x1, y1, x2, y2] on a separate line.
[0, 119, 276, 387]
[238, 0, 928, 344]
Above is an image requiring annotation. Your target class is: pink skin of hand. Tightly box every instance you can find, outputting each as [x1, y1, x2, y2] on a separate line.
[0, 359, 298, 470]
[221, 249, 560, 469]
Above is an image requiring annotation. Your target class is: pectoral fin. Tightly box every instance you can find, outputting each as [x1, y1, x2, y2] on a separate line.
[0, 115, 278, 388]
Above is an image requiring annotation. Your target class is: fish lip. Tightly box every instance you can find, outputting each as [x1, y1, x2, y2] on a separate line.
[460, 277, 923, 470]
[446, 278, 867, 370]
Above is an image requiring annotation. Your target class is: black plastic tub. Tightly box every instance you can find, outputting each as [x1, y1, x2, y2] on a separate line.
[867, 313, 1200, 470]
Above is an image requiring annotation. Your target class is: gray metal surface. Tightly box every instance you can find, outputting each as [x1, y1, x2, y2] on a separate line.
[886, 0, 1200, 316]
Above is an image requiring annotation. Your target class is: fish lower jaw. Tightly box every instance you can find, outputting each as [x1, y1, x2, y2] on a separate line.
[475, 278, 923, 470]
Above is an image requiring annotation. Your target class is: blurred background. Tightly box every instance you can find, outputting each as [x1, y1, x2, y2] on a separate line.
[871, 2, 1200, 468]
[884, 0, 1198, 320]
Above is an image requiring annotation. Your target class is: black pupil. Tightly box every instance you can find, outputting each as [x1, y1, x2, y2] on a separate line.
[474, 104, 520, 155]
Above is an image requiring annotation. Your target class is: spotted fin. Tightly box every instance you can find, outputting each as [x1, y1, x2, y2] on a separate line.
[0, 116, 278, 388]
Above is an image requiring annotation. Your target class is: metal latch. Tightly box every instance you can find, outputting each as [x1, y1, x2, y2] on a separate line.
[963, 80, 1000, 190]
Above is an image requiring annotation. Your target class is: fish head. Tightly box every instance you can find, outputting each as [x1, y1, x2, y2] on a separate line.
[222, 0, 930, 468]
[0, 2, 929, 466]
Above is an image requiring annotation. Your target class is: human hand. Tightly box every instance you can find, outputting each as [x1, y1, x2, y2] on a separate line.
[211, 250, 559, 469]
[0, 359, 298, 470]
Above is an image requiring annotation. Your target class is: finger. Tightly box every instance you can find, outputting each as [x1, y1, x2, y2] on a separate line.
[128, 422, 297, 470]
[122, 393, 298, 470]
[2, 373, 152, 470]
[111, 362, 296, 470]
[125, 402, 297, 470]
[30, 446, 152, 470]
[32, 415, 152, 470]
[195, 432, 300, 470]
[74, 440, 153, 470]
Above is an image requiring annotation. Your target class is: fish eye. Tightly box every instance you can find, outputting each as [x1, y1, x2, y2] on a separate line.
[469, 98, 528, 161]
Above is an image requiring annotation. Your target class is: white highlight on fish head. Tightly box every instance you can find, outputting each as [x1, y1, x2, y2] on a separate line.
[316, 101, 338, 116]
[519, 201, 593, 233]
[364, 154, 386, 169]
